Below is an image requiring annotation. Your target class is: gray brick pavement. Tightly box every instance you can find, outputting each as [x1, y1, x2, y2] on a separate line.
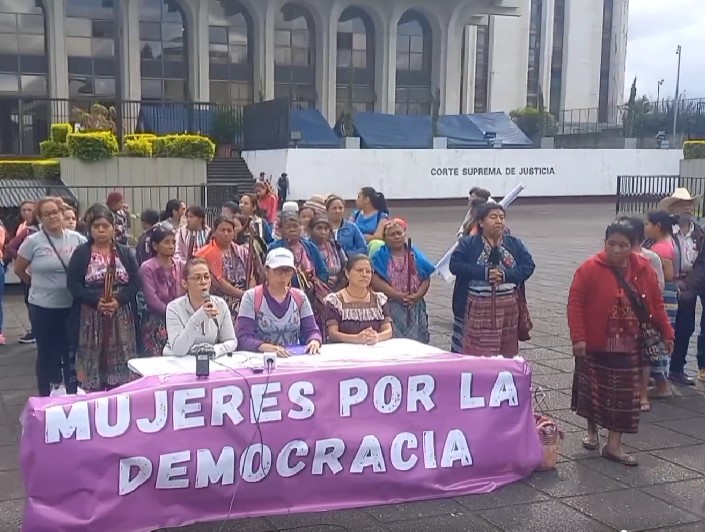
[1, 201, 704, 531]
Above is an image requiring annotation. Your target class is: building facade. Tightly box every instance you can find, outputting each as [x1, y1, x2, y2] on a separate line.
[0, 0, 627, 136]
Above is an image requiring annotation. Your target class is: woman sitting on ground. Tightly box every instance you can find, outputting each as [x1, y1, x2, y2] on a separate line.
[325, 255, 393, 344]
[237, 248, 322, 358]
[371, 218, 434, 343]
[568, 222, 673, 466]
[139, 227, 183, 357]
[164, 258, 237, 357]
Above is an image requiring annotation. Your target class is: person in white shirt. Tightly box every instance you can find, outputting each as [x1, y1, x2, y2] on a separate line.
[164, 257, 237, 357]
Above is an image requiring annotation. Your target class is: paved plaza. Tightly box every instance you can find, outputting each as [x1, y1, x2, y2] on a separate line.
[2, 201, 705, 531]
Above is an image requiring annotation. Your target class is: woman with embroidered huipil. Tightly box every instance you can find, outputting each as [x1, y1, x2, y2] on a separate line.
[325, 255, 393, 344]
[237, 248, 322, 357]
[175, 205, 210, 261]
[371, 218, 434, 343]
[196, 215, 258, 323]
[139, 227, 184, 357]
[67, 204, 140, 392]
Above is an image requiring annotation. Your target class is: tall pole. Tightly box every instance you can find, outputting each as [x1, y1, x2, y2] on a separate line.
[672, 45, 682, 139]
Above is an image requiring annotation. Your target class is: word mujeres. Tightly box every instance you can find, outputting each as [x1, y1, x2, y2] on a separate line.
[431, 166, 556, 177]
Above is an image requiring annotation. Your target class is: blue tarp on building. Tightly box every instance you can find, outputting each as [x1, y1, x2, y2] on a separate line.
[290, 109, 340, 148]
[348, 111, 532, 149]
[137, 104, 215, 136]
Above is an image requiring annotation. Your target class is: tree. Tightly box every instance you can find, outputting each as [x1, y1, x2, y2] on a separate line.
[621, 78, 652, 137]
[509, 106, 558, 140]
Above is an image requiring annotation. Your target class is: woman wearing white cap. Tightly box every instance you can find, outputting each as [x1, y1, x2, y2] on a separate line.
[236, 248, 322, 357]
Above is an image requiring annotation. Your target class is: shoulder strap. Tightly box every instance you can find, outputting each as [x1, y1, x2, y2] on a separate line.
[610, 268, 651, 324]
[290, 288, 305, 309]
[43, 231, 68, 272]
[254, 285, 264, 313]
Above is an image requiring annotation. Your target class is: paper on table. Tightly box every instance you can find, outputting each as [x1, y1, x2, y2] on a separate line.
[435, 183, 526, 283]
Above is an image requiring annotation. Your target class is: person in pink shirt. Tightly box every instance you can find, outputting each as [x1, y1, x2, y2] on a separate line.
[254, 182, 278, 224]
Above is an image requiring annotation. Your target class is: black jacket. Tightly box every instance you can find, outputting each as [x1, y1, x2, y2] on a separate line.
[66, 242, 141, 349]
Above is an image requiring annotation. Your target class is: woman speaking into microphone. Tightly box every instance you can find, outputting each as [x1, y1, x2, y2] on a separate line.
[164, 258, 237, 357]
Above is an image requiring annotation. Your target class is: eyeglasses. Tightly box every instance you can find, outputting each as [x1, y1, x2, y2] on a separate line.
[187, 274, 210, 281]
[40, 210, 61, 218]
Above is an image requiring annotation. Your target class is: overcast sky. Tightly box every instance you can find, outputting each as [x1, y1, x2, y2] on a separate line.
[626, 0, 705, 100]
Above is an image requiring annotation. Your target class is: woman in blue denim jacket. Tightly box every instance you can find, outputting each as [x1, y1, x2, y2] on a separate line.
[326, 195, 368, 256]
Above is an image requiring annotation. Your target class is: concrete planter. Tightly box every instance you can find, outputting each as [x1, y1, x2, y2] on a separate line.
[680, 159, 705, 179]
[343, 136, 360, 149]
[432, 137, 448, 149]
[540, 137, 555, 149]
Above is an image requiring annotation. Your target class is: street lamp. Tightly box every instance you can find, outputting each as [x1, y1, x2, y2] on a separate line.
[672, 45, 682, 139]
[657, 79, 664, 103]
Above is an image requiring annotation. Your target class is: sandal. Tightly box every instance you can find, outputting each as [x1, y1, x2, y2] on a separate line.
[582, 434, 599, 450]
[648, 389, 673, 399]
[640, 401, 651, 412]
[602, 449, 639, 466]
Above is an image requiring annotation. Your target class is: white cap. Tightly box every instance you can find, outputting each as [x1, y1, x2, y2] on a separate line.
[282, 201, 299, 213]
[266, 248, 295, 269]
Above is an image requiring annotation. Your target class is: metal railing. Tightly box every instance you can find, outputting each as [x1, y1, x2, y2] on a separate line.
[615, 175, 705, 216]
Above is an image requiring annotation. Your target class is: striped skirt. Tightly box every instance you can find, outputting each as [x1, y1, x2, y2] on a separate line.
[571, 351, 641, 434]
[663, 281, 678, 328]
[462, 291, 519, 357]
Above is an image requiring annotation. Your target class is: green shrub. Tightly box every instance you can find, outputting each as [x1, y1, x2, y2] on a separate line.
[684, 141, 705, 160]
[124, 133, 157, 142]
[0, 160, 60, 179]
[50, 123, 72, 143]
[40, 140, 70, 158]
[67, 131, 119, 161]
[124, 137, 153, 157]
[153, 134, 215, 161]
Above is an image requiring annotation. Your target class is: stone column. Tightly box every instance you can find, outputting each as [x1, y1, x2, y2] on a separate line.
[539, 0, 555, 105]
[461, 24, 478, 113]
[45, 0, 68, 100]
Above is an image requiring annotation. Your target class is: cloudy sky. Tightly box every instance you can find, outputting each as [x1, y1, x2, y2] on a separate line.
[626, 0, 705, 100]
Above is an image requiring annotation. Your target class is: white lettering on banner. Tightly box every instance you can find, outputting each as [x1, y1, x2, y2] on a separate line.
[195, 447, 235, 488]
[339, 378, 368, 417]
[250, 382, 283, 423]
[489, 372, 519, 407]
[45, 401, 91, 444]
[117, 429, 475, 493]
[460, 373, 486, 409]
[407, 375, 435, 412]
[173, 388, 206, 430]
[340, 374, 437, 417]
[288, 381, 315, 420]
[136, 390, 168, 433]
[211, 386, 245, 426]
[95, 395, 131, 438]
[373, 376, 403, 414]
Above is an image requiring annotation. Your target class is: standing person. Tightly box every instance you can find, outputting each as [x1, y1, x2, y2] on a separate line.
[175, 205, 210, 261]
[277, 172, 290, 209]
[106, 192, 131, 246]
[309, 215, 346, 290]
[568, 222, 673, 466]
[67, 204, 140, 392]
[371, 218, 434, 343]
[221, 201, 240, 219]
[644, 211, 680, 337]
[159, 198, 186, 233]
[468, 187, 492, 203]
[62, 205, 77, 231]
[326, 195, 367, 255]
[196, 216, 257, 322]
[139, 227, 183, 357]
[15, 197, 87, 396]
[350, 187, 389, 243]
[6, 201, 39, 344]
[449, 203, 535, 356]
[254, 182, 278, 225]
[657, 189, 705, 385]
[135, 209, 161, 265]
[239, 193, 273, 244]
[272, 201, 299, 240]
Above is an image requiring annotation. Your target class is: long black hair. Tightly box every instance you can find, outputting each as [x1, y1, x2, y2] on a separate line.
[615, 215, 645, 242]
[360, 187, 389, 215]
[84, 203, 115, 243]
[160, 198, 182, 222]
[646, 211, 677, 236]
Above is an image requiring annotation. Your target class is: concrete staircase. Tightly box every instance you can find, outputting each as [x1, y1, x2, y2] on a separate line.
[205, 156, 257, 206]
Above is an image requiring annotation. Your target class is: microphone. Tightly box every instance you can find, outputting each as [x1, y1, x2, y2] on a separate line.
[202, 290, 219, 329]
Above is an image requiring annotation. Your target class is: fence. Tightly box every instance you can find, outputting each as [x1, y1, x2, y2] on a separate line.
[0, 182, 242, 237]
[615, 175, 705, 216]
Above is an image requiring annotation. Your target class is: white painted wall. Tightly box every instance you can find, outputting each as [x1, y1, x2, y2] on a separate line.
[243, 148, 682, 200]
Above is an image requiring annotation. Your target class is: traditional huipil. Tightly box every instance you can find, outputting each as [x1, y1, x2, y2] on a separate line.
[309, 215, 347, 291]
[323, 291, 391, 337]
[196, 239, 251, 322]
[371, 242, 434, 343]
[175, 226, 210, 261]
[67, 243, 140, 391]
[139, 257, 183, 357]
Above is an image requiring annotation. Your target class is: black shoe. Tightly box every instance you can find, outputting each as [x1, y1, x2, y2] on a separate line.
[18, 332, 35, 344]
[668, 372, 695, 386]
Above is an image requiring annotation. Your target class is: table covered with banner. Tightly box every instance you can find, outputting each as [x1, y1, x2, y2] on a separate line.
[20, 340, 543, 532]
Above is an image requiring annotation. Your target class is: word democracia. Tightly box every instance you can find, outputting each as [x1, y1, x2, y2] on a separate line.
[430, 166, 556, 177]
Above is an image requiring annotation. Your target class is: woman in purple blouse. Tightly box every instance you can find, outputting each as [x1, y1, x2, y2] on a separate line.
[236, 248, 322, 358]
[138, 227, 184, 356]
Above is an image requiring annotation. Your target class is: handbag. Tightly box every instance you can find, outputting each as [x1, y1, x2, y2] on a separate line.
[517, 283, 533, 341]
[611, 269, 668, 363]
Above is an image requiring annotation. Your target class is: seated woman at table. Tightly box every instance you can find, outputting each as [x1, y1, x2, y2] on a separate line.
[164, 258, 237, 357]
[139, 227, 183, 357]
[237, 248, 322, 358]
[324, 255, 393, 344]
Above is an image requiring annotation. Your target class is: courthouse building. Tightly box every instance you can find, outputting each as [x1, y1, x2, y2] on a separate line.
[0, 0, 627, 126]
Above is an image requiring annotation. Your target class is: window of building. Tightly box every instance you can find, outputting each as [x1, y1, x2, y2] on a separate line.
[66, 0, 119, 98]
[336, 7, 375, 116]
[526, 0, 542, 107]
[0, 1, 47, 95]
[208, 0, 253, 106]
[274, 4, 315, 109]
[395, 11, 431, 115]
[474, 24, 490, 113]
[139, 0, 188, 101]
[549, 0, 565, 117]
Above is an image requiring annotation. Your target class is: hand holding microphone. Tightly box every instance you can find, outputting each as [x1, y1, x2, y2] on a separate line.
[201, 290, 220, 327]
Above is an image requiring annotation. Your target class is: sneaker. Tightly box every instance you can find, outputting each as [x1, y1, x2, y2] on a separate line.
[49, 384, 66, 397]
[669, 372, 696, 386]
[18, 332, 35, 344]
[0, 334, 6, 345]
[699, 369, 705, 382]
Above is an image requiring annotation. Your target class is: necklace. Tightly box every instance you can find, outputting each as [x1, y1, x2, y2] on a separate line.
[344, 287, 368, 300]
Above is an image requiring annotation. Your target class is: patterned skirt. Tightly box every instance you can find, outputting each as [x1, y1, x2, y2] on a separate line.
[141, 312, 168, 358]
[451, 315, 464, 353]
[663, 281, 678, 328]
[571, 351, 641, 433]
[389, 299, 431, 344]
[75, 305, 137, 391]
[462, 291, 519, 357]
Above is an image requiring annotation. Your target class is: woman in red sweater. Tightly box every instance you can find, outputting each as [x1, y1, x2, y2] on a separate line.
[254, 182, 278, 224]
[568, 222, 673, 467]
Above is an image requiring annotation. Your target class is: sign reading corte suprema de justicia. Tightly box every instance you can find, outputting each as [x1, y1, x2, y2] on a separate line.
[430, 166, 557, 177]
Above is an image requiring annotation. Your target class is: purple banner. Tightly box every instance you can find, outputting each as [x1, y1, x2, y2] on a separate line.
[20, 355, 542, 532]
